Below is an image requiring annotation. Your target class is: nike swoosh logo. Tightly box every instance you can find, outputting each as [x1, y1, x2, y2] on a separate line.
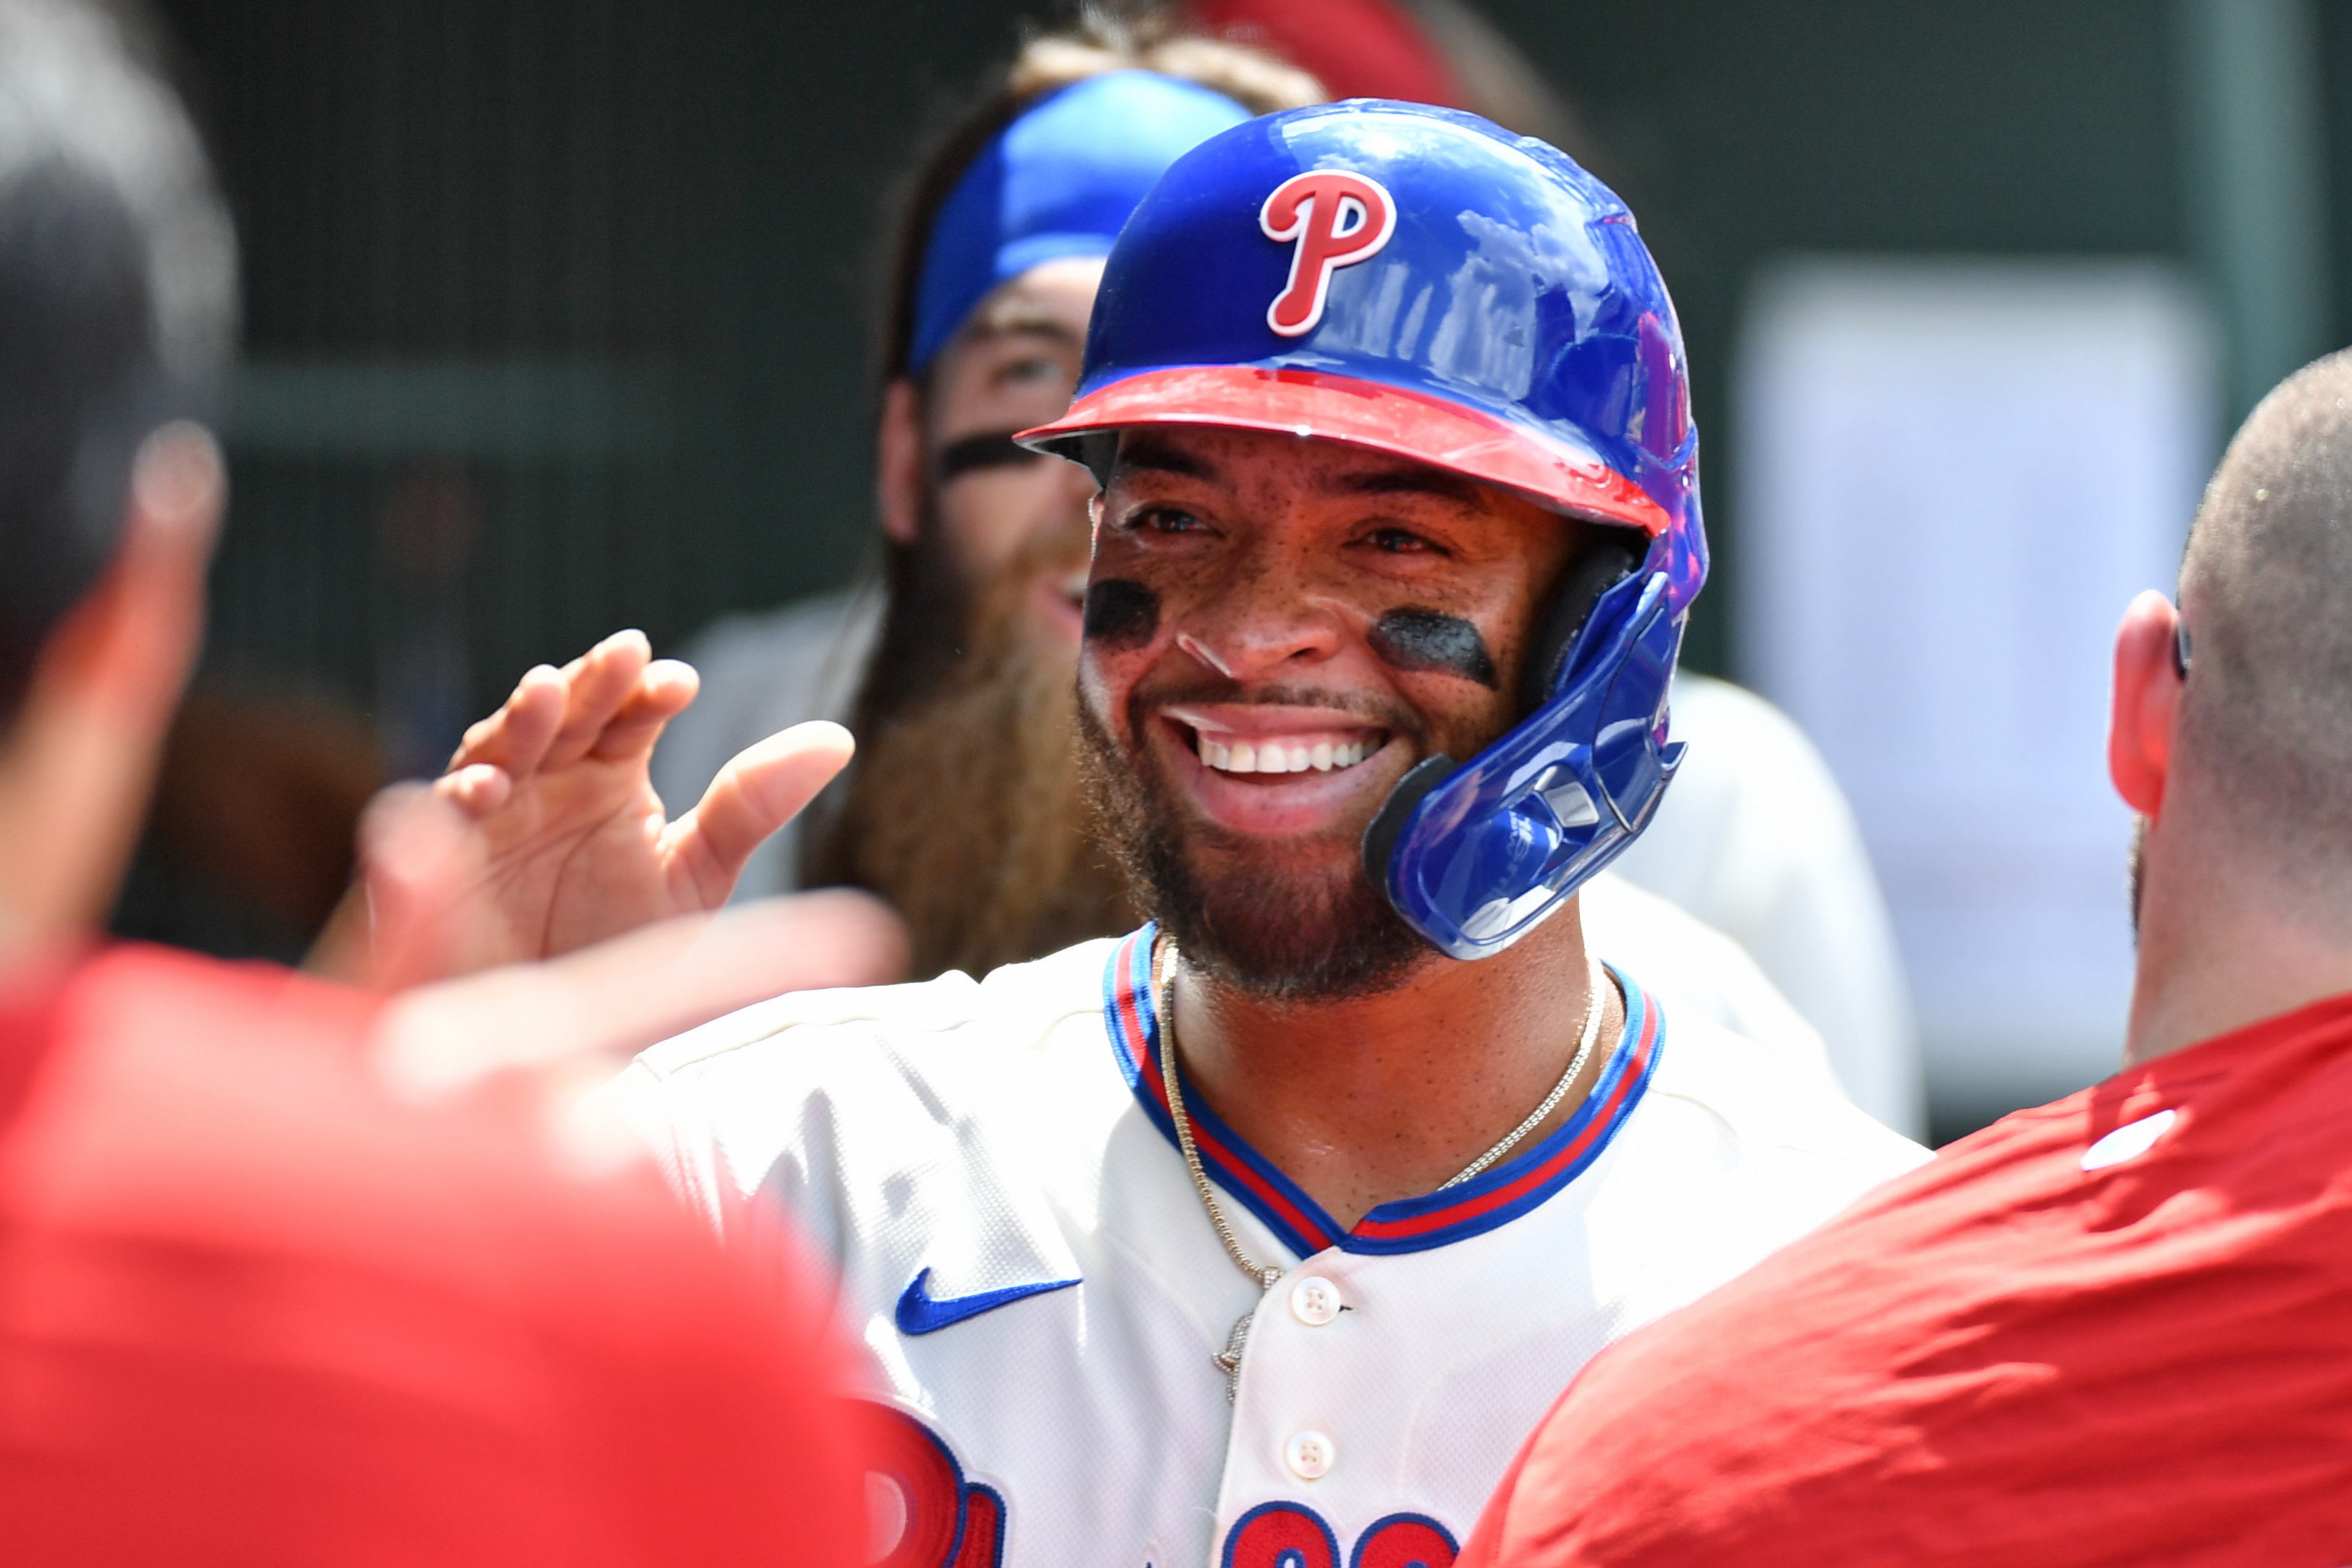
[894, 1267, 1080, 1336]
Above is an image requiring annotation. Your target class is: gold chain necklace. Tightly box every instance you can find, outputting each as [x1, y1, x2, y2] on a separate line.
[1152, 936, 1612, 1400]
[1153, 938, 1283, 1401]
[1443, 957, 1609, 1187]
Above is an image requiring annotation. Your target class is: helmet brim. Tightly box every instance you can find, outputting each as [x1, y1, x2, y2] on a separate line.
[1017, 365, 1670, 537]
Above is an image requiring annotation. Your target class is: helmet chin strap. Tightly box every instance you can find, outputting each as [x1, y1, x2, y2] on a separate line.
[1359, 527, 1646, 938]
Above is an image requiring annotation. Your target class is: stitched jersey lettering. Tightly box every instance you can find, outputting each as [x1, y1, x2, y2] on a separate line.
[1221, 1503, 1457, 1568]
[853, 1401, 1007, 1568]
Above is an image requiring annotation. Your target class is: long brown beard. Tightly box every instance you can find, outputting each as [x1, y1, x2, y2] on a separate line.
[814, 526, 1137, 980]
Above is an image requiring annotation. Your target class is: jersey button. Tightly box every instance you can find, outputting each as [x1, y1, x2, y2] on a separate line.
[1289, 1276, 1341, 1326]
[1284, 1429, 1335, 1480]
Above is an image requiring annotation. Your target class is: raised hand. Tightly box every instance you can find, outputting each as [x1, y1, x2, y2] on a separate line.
[329, 780, 906, 1124]
[314, 630, 860, 982]
[368, 888, 908, 1123]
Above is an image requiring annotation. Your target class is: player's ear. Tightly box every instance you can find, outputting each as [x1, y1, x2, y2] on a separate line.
[2109, 589, 2183, 816]
[34, 426, 224, 720]
[877, 378, 924, 546]
[0, 424, 223, 946]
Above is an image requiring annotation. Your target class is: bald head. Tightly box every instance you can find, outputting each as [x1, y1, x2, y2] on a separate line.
[2177, 349, 2352, 885]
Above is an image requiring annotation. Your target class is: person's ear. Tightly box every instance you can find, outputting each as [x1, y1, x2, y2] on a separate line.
[33, 424, 223, 722]
[2109, 589, 2184, 816]
[876, 378, 924, 546]
[0, 424, 224, 947]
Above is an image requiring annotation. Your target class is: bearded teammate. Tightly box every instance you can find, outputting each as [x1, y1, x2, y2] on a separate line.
[400, 102, 1925, 1564]
[653, 19, 1320, 979]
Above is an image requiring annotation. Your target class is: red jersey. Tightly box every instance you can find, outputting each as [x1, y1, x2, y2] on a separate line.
[1465, 993, 2352, 1568]
[0, 944, 862, 1567]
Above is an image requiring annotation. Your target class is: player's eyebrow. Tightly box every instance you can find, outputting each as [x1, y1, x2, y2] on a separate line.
[959, 299, 1087, 349]
[1331, 464, 1485, 508]
[1110, 435, 1218, 485]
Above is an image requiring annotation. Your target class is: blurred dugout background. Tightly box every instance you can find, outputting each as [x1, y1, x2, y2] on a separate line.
[126, 0, 2344, 1139]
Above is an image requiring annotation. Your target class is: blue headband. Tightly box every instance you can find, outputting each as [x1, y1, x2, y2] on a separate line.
[909, 71, 1253, 375]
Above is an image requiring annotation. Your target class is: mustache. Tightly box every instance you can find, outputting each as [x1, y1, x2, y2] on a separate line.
[1126, 676, 1428, 741]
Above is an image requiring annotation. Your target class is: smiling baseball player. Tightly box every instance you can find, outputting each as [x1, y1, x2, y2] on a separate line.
[433, 100, 1925, 1567]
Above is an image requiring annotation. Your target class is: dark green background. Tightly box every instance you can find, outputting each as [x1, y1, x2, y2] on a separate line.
[156, 0, 2261, 703]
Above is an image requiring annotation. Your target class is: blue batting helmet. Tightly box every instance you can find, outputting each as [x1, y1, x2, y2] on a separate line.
[1020, 100, 1707, 961]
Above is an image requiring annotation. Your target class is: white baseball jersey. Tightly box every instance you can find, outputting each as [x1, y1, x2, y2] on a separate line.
[615, 927, 1928, 1568]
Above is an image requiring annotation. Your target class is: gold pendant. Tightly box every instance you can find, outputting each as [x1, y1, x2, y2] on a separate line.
[1213, 1309, 1254, 1402]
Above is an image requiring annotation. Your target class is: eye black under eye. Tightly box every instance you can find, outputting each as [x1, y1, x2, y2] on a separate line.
[935, 432, 1045, 483]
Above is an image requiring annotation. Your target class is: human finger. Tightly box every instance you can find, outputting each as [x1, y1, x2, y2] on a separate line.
[448, 663, 565, 780]
[542, 629, 653, 770]
[663, 721, 856, 907]
[587, 658, 701, 765]
[307, 784, 497, 991]
[369, 888, 909, 1101]
[435, 762, 513, 819]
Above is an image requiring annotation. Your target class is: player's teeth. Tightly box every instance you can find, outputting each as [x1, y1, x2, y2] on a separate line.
[1195, 731, 1382, 773]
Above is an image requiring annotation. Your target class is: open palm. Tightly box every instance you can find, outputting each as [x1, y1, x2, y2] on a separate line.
[369, 629, 853, 973]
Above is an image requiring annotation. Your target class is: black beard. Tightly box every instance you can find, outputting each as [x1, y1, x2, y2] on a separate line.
[1074, 692, 1435, 1003]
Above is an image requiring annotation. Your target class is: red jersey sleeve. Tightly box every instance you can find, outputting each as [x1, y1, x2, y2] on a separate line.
[1465, 993, 2352, 1568]
[0, 944, 863, 1567]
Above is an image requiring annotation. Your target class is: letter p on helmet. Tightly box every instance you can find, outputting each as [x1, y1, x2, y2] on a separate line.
[1260, 170, 1397, 337]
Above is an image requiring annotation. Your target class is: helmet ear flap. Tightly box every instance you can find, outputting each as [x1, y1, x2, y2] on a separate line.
[1072, 431, 1120, 490]
[1518, 527, 1645, 715]
[1020, 429, 1122, 487]
[1361, 752, 1458, 900]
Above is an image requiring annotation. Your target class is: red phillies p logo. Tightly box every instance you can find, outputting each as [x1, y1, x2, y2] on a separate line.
[1259, 169, 1397, 337]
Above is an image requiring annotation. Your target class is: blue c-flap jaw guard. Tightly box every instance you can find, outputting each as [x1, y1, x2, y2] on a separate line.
[1364, 538, 1689, 962]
